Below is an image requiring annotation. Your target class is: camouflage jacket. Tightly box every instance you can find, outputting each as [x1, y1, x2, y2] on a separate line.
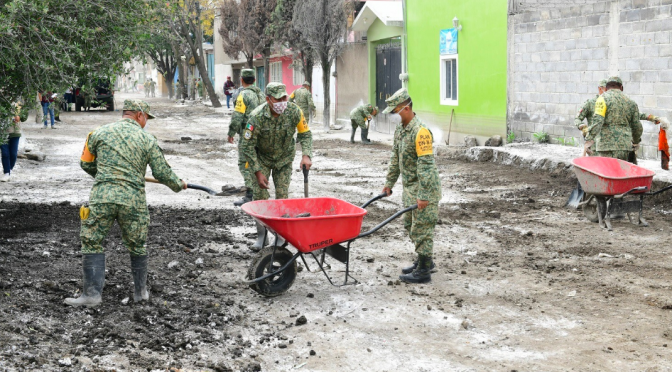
[350, 104, 375, 127]
[586, 89, 643, 151]
[80, 118, 183, 207]
[289, 87, 316, 116]
[574, 95, 598, 129]
[385, 115, 442, 206]
[241, 102, 312, 172]
[228, 85, 264, 138]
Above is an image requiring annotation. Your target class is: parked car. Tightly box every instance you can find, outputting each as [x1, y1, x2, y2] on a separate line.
[74, 80, 115, 111]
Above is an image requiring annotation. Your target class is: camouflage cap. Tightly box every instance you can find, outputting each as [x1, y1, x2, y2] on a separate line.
[606, 76, 623, 85]
[241, 69, 255, 78]
[382, 88, 411, 114]
[598, 79, 608, 88]
[265, 82, 288, 99]
[123, 99, 155, 119]
[302, 81, 311, 87]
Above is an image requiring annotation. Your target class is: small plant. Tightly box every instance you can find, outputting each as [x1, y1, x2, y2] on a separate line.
[533, 131, 550, 144]
[506, 132, 516, 143]
[557, 136, 577, 147]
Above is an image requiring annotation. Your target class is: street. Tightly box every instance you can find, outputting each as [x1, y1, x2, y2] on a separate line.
[2, 93, 672, 371]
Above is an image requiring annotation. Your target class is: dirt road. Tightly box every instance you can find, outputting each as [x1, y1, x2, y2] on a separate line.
[1, 93, 672, 371]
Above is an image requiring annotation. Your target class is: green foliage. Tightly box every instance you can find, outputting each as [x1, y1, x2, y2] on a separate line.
[506, 131, 516, 143]
[533, 131, 550, 144]
[0, 0, 159, 142]
[557, 137, 577, 147]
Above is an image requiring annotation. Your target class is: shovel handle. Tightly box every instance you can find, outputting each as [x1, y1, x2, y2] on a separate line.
[145, 176, 217, 196]
[302, 164, 309, 183]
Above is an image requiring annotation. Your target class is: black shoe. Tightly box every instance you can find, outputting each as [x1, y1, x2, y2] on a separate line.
[361, 128, 372, 145]
[64, 253, 106, 307]
[401, 259, 436, 274]
[130, 255, 149, 302]
[350, 127, 356, 143]
[399, 256, 432, 284]
[234, 190, 253, 207]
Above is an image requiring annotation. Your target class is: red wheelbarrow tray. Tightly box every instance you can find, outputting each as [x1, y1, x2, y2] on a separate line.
[241, 197, 367, 253]
[572, 156, 655, 196]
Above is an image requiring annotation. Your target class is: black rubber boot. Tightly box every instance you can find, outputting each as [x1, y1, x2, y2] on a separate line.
[361, 128, 372, 145]
[251, 221, 267, 252]
[234, 190, 253, 207]
[399, 255, 432, 284]
[401, 258, 436, 274]
[130, 255, 149, 302]
[64, 253, 106, 307]
[350, 126, 356, 143]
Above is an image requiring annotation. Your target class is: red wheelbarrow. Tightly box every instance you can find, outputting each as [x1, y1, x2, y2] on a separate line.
[241, 194, 417, 297]
[572, 157, 671, 230]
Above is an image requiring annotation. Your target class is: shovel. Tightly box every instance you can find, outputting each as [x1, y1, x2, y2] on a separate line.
[566, 180, 584, 209]
[145, 177, 218, 196]
[302, 164, 309, 197]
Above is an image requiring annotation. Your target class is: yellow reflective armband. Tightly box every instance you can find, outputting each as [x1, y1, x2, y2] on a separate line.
[80, 206, 90, 220]
[234, 94, 246, 114]
[80, 132, 95, 162]
[595, 96, 606, 117]
[297, 112, 310, 133]
[416, 127, 433, 157]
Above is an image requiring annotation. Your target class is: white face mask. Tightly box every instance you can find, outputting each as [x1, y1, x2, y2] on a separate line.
[272, 101, 288, 114]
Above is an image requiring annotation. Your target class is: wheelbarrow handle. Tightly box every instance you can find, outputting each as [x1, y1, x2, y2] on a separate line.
[360, 193, 389, 209]
[357, 204, 418, 239]
[614, 186, 648, 199]
[646, 184, 672, 196]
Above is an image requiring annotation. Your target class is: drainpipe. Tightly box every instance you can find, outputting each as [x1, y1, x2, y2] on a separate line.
[401, 0, 408, 88]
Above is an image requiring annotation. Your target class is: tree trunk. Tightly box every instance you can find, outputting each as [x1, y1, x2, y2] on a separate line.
[247, 55, 254, 68]
[174, 42, 187, 101]
[163, 71, 175, 99]
[302, 51, 314, 88]
[321, 56, 331, 130]
[263, 48, 271, 87]
[187, 26, 221, 107]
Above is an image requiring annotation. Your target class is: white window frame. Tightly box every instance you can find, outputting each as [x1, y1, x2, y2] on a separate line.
[293, 67, 305, 86]
[440, 54, 458, 106]
[270, 61, 283, 83]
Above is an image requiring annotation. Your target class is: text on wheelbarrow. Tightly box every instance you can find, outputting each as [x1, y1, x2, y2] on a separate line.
[309, 239, 334, 250]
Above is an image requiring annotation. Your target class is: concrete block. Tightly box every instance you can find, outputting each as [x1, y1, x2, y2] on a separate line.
[587, 61, 600, 70]
[658, 96, 672, 107]
[655, 83, 672, 95]
[626, 59, 642, 70]
[582, 27, 593, 39]
[626, 34, 641, 46]
[641, 82, 655, 93]
[643, 45, 660, 57]
[625, 9, 641, 22]
[586, 14, 601, 26]
[593, 25, 606, 37]
[594, 2, 608, 13]
[655, 31, 670, 44]
[632, 0, 648, 8]
[621, 0, 634, 10]
[659, 44, 672, 56]
[640, 7, 657, 21]
[630, 70, 644, 82]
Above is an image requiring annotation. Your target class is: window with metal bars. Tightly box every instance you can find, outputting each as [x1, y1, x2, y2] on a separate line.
[440, 55, 458, 105]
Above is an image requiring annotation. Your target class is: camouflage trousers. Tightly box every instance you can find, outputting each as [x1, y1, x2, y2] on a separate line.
[81, 203, 149, 256]
[237, 140, 255, 191]
[403, 203, 438, 258]
[351, 118, 367, 130]
[252, 162, 293, 201]
[595, 150, 630, 162]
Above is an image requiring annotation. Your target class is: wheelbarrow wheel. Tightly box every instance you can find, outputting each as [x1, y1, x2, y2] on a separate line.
[582, 196, 599, 223]
[247, 246, 297, 297]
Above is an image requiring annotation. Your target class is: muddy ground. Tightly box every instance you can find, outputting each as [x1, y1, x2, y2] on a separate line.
[2, 93, 672, 371]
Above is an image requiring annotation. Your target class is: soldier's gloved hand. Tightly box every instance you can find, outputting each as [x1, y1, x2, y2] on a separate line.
[583, 140, 594, 155]
[578, 124, 589, 137]
[181, 180, 188, 190]
[417, 200, 429, 210]
[659, 117, 670, 130]
[382, 187, 392, 196]
[227, 136, 235, 144]
[632, 143, 640, 151]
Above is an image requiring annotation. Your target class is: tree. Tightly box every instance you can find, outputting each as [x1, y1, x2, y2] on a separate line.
[270, 0, 315, 88]
[293, 0, 354, 129]
[170, 0, 222, 107]
[0, 0, 159, 142]
[219, 0, 276, 84]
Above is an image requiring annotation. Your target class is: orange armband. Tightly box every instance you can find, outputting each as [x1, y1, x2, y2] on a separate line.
[81, 132, 95, 162]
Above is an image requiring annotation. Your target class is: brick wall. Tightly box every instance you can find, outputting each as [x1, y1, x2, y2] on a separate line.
[509, 0, 672, 159]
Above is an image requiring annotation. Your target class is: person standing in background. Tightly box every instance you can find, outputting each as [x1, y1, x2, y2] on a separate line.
[224, 76, 235, 109]
[1, 103, 23, 182]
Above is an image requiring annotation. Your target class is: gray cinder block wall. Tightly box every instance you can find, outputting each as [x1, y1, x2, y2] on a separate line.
[508, 0, 672, 159]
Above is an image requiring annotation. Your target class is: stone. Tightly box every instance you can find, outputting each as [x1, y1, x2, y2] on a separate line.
[296, 315, 307, 326]
[181, 136, 192, 141]
[485, 135, 502, 147]
[464, 136, 478, 147]
[24, 152, 46, 161]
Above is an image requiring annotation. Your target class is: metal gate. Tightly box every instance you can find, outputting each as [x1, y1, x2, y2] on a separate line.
[256, 66, 266, 91]
[374, 41, 402, 133]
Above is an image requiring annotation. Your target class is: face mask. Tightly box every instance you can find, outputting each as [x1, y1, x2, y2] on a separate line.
[272, 101, 288, 114]
[393, 103, 410, 115]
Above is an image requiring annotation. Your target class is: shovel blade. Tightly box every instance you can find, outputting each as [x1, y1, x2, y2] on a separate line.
[566, 181, 584, 209]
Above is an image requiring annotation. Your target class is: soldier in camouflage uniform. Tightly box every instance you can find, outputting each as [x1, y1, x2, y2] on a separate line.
[241, 82, 313, 249]
[227, 69, 265, 206]
[196, 78, 204, 100]
[350, 103, 378, 144]
[65, 99, 187, 308]
[289, 81, 316, 124]
[382, 88, 441, 284]
[585, 76, 643, 161]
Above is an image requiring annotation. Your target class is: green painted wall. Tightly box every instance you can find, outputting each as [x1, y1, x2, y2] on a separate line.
[367, 18, 403, 106]
[406, 0, 508, 141]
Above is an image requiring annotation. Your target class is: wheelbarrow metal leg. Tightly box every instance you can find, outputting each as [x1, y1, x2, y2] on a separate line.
[604, 198, 613, 231]
[639, 194, 649, 227]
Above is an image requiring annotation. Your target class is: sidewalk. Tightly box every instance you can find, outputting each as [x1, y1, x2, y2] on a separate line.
[438, 142, 672, 185]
